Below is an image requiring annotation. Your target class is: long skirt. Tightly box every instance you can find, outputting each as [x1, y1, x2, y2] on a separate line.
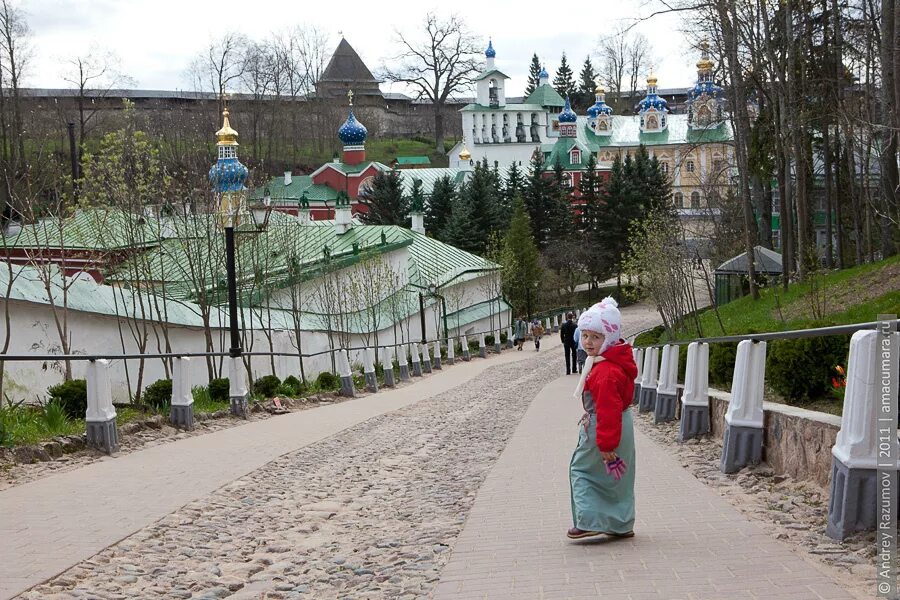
[569, 409, 636, 534]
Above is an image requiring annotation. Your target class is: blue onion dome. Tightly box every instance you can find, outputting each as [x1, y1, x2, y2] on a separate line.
[558, 96, 577, 123]
[539, 65, 549, 79]
[208, 157, 248, 193]
[338, 108, 368, 146]
[587, 84, 613, 117]
[638, 75, 668, 111]
[485, 39, 496, 58]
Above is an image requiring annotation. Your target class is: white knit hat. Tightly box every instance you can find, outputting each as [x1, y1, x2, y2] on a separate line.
[576, 296, 622, 354]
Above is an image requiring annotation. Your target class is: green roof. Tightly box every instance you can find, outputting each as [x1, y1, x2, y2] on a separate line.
[525, 84, 566, 108]
[461, 103, 545, 112]
[396, 168, 470, 196]
[544, 138, 593, 170]
[583, 114, 733, 148]
[395, 156, 431, 166]
[474, 69, 510, 82]
[3, 208, 164, 251]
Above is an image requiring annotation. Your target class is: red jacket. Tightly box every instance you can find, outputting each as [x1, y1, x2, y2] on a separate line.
[585, 341, 638, 452]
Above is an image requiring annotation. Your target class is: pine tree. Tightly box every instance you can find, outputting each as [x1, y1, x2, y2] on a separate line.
[358, 169, 409, 226]
[460, 159, 504, 247]
[524, 149, 551, 248]
[500, 195, 542, 316]
[547, 155, 573, 242]
[525, 53, 542, 96]
[553, 52, 576, 99]
[442, 194, 482, 254]
[578, 153, 600, 233]
[577, 56, 597, 110]
[502, 161, 526, 227]
[426, 175, 456, 239]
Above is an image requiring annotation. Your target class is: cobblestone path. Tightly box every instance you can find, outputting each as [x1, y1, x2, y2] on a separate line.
[19, 353, 558, 600]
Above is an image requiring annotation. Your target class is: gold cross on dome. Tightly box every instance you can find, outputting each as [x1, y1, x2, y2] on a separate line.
[347, 89, 354, 106]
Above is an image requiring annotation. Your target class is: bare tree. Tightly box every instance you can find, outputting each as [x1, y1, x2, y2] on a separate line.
[381, 13, 482, 153]
[597, 26, 652, 111]
[187, 32, 248, 112]
[0, 0, 29, 179]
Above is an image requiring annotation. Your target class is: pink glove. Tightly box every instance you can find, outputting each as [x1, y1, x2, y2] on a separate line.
[605, 457, 627, 481]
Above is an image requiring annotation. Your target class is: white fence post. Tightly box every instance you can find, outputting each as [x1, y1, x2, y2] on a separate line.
[655, 344, 679, 424]
[228, 356, 249, 418]
[678, 342, 710, 442]
[638, 347, 659, 412]
[721, 340, 766, 473]
[826, 329, 900, 540]
[363, 347, 378, 393]
[461, 335, 471, 361]
[85, 359, 119, 454]
[421, 342, 433, 373]
[410, 343, 422, 376]
[433, 340, 443, 369]
[397, 344, 410, 381]
[337, 349, 355, 397]
[478, 333, 487, 358]
[447, 339, 456, 365]
[632, 348, 644, 405]
[382, 346, 396, 387]
[170, 356, 194, 430]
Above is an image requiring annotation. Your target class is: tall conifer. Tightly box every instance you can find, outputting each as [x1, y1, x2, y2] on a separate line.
[525, 53, 542, 96]
[553, 52, 576, 98]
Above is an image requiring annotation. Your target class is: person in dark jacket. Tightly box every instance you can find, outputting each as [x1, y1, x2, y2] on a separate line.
[560, 312, 578, 374]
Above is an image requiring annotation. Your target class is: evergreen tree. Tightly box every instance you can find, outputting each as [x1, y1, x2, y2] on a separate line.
[358, 169, 409, 226]
[460, 159, 504, 246]
[442, 194, 481, 254]
[547, 155, 573, 242]
[425, 175, 456, 239]
[552, 52, 576, 99]
[577, 56, 597, 110]
[524, 149, 552, 248]
[500, 195, 542, 316]
[503, 161, 526, 225]
[578, 153, 600, 233]
[525, 53, 542, 96]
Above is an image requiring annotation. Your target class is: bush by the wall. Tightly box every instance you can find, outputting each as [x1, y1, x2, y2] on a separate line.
[47, 379, 88, 420]
[485, 334, 495, 346]
[142, 378, 173, 410]
[468, 339, 480, 352]
[500, 332, 508, 344]
[315, 371, 340, 391]
[634, 325, 664, 347]
[767, 335, 850, 404]
[208, 378, 230, 402]
[282, 375, 305, 395]
[253, 375, 281, 398]
[708, 343, 738, 386]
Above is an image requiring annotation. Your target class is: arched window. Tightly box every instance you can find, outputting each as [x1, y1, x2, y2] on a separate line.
[570, 148, 581, 164]
[686, 159, 695, 173]
[674, 192, 684, 207]
[690, 191, 701, 208]
[660, 162, 669, 175]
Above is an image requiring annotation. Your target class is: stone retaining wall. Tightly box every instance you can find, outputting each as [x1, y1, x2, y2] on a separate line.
[701, 389, 841, 489]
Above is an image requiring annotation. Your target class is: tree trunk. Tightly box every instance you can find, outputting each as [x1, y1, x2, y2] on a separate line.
[823, 126, 834, 268]
[434, 103, 445, 154]
[880, 0, 899, 258]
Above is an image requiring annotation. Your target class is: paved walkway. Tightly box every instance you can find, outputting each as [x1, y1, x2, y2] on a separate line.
[432, 375, 864, 600]
[0, 340, 559, 600]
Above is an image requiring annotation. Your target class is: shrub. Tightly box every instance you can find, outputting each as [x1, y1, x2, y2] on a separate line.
[315, 371, 340, 391]
[282, 375, 305, 395]
[485, 334, 495, 346]
[500, 332, 508, 344]
[253, 375, 281, 398]
[708, 343, 738, 386]
[208, 378, 230, 402]
[468, 339, 480, 352]
[47, 379, 88, 420]
[767, 335, 850, 404]
[142, 378, 173, 410]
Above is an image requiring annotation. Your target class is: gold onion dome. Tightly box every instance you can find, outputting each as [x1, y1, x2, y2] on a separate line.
[216, 107, 239, 146]
[697, 39, 714, 71]
[594, 83, 605, 95]
[647, 74, 658, 86]
[458, 144, 472, 161]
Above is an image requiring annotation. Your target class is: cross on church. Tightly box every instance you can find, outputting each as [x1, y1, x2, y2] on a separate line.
[347, 89, 354, 106]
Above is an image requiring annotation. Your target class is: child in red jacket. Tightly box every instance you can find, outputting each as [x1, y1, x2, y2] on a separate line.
[567, 297, 638, 540]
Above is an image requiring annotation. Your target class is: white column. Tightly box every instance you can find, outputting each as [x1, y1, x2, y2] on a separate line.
[86, 359, 116, 423]
[682, 342, 709, 406]
[725, 340, 766, 429]
[657, 345, 679, 397]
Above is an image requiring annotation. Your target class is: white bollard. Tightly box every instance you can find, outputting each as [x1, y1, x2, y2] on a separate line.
[433, 340, 443, 369]
[170, 357, 194, 430]
[721, 340, 766, 473]
[86, 359, 119, 454]
[506, 327, 514, 349]
[461, 335, 471, 361]
[228, 356, 249, 417]
[363, 347, 377, 392]
[478, 333, 487, 358]
[337, 349, 355, 397]
[421, 342, 433, 373]
[410, 342, 422, 376]
[632, 347, 644, 405]
[678, 342, 710, 442]
[494, 330, 502, 354]
[638, 346, 659, 412]
[447, 339, 456, 364]
[396, 344, 410, 381]
[826, 329, 900, 540]
[382, 346, 396, 387]
[654, 344, 679, 423]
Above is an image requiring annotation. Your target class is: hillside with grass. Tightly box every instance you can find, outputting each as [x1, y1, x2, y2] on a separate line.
[635, 255, 899, 415]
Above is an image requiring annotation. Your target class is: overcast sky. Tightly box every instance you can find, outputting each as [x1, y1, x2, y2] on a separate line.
[23, 0, 699, 97]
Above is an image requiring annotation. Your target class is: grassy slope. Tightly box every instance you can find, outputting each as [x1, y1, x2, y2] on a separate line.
[643, 255, 899, 345]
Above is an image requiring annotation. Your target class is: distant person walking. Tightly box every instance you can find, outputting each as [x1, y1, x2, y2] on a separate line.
[574, 327, 587, 374]
[531, 319, 544, 351]
[568, 297, 638, 541]
[560, 312, 578, 375]
[514, 315, 528, 351]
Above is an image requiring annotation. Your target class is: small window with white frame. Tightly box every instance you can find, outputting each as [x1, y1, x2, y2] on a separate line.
[686, 159, 695, 173]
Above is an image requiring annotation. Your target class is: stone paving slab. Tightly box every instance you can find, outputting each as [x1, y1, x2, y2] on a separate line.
[0, 340, 558, 600]
[432, 374, 867, 600]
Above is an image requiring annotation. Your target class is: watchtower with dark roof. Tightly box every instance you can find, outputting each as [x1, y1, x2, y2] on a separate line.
[315, 38, 382, 104]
